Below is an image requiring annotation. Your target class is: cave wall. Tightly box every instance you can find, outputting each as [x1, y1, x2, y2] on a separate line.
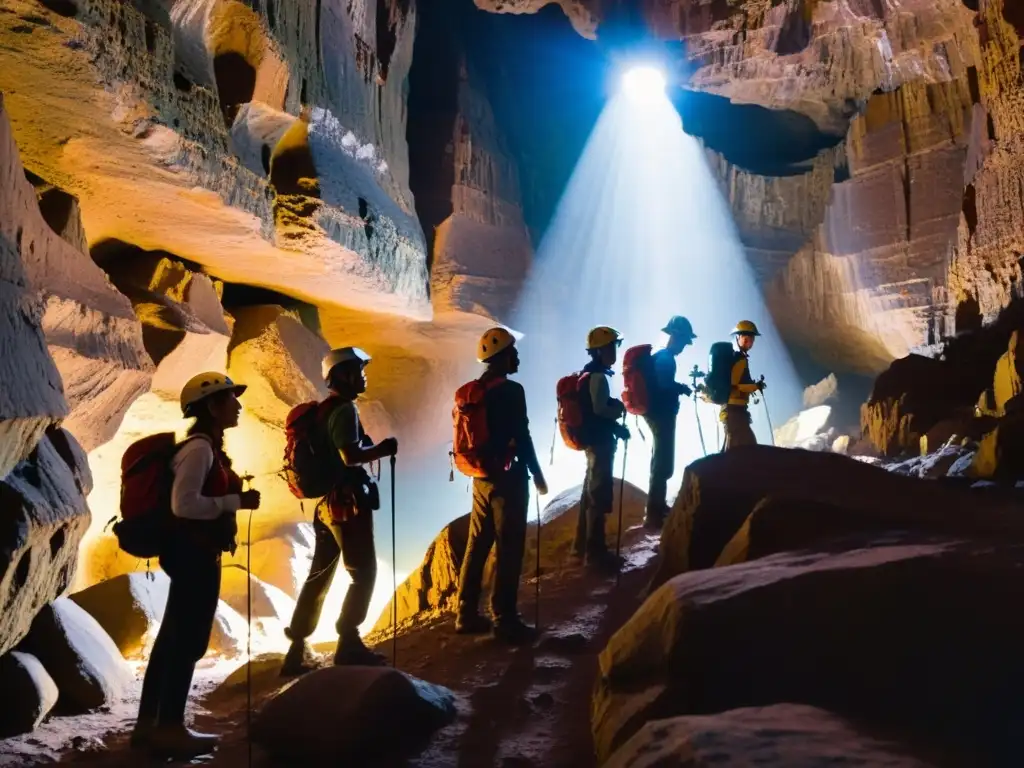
[0, 0, 429, 316]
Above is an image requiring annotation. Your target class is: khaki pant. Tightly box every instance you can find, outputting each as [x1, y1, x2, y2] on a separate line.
[721, 405, 757, 451]
[456, 469, 529, 623]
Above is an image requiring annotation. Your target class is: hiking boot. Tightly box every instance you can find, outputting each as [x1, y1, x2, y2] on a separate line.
[492, 617, 538, 646]
[280, 639, 318, 677]
[585, 549, 625, 575]
[333, 636, 388, 667]
[146, 725, 218, 760]
[129, 720, 155, 750]
[455, 613, 493, 635]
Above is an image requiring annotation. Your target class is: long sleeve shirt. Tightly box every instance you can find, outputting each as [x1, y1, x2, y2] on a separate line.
[589, 370, 624, 421]
[170, 437, 241, 520]
[651, 348, 691, 415]
[728, 352, 760, 406]
[484, 377, 542, 478]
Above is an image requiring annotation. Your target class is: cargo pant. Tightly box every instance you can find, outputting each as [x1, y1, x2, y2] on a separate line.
[721, 405, 757, 451]
[286, 507, 377, 643]
[456, 467, 529, 624]
[137, 531, 220, 726]
[643, 413, 676, 524]
[574, 439, 615, 558]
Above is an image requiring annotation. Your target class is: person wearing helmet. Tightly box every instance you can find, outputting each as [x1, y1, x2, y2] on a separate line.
[133, 373, 261, 759]
[282, 347, 399, 673]
[573, 326, 630, 573]
[455, 328, 548, 644]
[643, 315, 696, 530]
[722, 320, 764, 450]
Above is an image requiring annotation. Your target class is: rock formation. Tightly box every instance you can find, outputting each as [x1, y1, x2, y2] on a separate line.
[0, 0, 430, 317]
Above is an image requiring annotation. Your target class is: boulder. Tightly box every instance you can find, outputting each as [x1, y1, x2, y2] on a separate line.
[254, 666, 456, 765]
[219, 565, 295, 639]
[605, 704, 934, 768]
[1, 95, 152, 454]
[70, 571, 261, 660]
[993, 330, 1023, 413]
[773, 404, 833, 450]
[0, 93, 68, 478]
[0, 651, 59, 738]
[596, 539, 1024, 765]
[859, 355, 967, 458]
[372, 480, 647, 633]
[968, 409, 1024, 481]
[651, 446, 1024, 591]
[17, 597, 131, 715]
[0, 428, 92, 656]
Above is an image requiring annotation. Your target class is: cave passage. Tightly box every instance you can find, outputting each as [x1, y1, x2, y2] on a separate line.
[213, 50, 257, 127]
[511, 73, 803, 497]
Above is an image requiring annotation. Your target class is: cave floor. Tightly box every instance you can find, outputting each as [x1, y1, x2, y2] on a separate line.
[3, 528, 660, 768]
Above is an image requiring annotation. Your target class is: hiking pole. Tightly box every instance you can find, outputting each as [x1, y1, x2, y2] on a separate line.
[689, 366, 707, 458]
[615, 415, 628, 588]
[240, 473, 254, 768]
[758, 376, 776, 446]
[534, 492, 542, 632]
[390, 455, 398, 667]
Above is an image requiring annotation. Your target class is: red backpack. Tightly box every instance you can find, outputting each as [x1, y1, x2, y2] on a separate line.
[111, 433, 182, 559]
[452, 377, 509, 477]
[622, 344, 654, 416]
[282, 400, 337, 499]
[556, 372, 590, 451]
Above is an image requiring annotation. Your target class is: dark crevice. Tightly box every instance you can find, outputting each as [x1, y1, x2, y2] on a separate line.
[358, 196, 374, 241]
[955, 294, 982, 334]
[144, 19, 157, 53]
[405, 0, 462, 271]
[173, 71, 193, 92]
[35, 186, 77, 238]
[38, 0, 77, 17]
[49, 528, 66, 560]
[775, 6, 811, 56]
[963, 183, 978, 237]
[987, 113, 997, 142]
[12, 550, 31, 600]
[966, 66, 980, 105]
[314, 0, 323, 71]
[375, 0, 408, 82]
[300, 78, 308, 105]
[261, 144, 272, 175]
[213, 51, 256, 127]
[46, 425, 77, 473]
[265, 0, 276, 29]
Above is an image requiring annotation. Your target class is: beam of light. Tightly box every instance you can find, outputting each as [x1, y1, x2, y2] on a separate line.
[512, 86, 803, 500]
[620, 65, 666, 105]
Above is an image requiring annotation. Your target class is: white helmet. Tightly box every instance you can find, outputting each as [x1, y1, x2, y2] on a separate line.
[322, 347, 371, 382]
[180, 372, 247, 414]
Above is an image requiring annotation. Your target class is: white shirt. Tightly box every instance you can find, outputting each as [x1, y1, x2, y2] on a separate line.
[589, 371, 621, 420]
[170, 437, 241, 520]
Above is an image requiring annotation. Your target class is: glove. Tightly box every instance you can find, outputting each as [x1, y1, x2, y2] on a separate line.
[378, 437, 399, 457]
[534, 474, 549, 496]
[678, 383, 692, 397]
[757, 380, 767, 391]
[615, 423, 631, 442]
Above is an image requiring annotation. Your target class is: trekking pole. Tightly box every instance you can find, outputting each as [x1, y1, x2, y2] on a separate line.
[240, 473, 254, 768]
[758, 376, 776, 446]
[390, 455, 398, 667]
[615, 415, 628, 588]
[689, 366, 707, 458]
[534, 492, 542, 632]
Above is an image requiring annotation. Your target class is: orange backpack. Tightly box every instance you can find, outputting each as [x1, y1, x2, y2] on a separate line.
[556, 372, 590, 450]
[452, 377, 510, 478]
[622, 344, 654, 416]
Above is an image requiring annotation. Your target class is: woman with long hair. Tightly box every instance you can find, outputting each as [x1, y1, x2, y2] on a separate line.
[131, 372, 261, 759]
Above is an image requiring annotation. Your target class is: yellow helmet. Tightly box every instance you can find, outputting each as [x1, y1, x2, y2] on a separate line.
[477, 327, 516, 362]
[731, 320, 761, 337]
[180, 372, 247, 414]
[586, 326, 622, 351]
